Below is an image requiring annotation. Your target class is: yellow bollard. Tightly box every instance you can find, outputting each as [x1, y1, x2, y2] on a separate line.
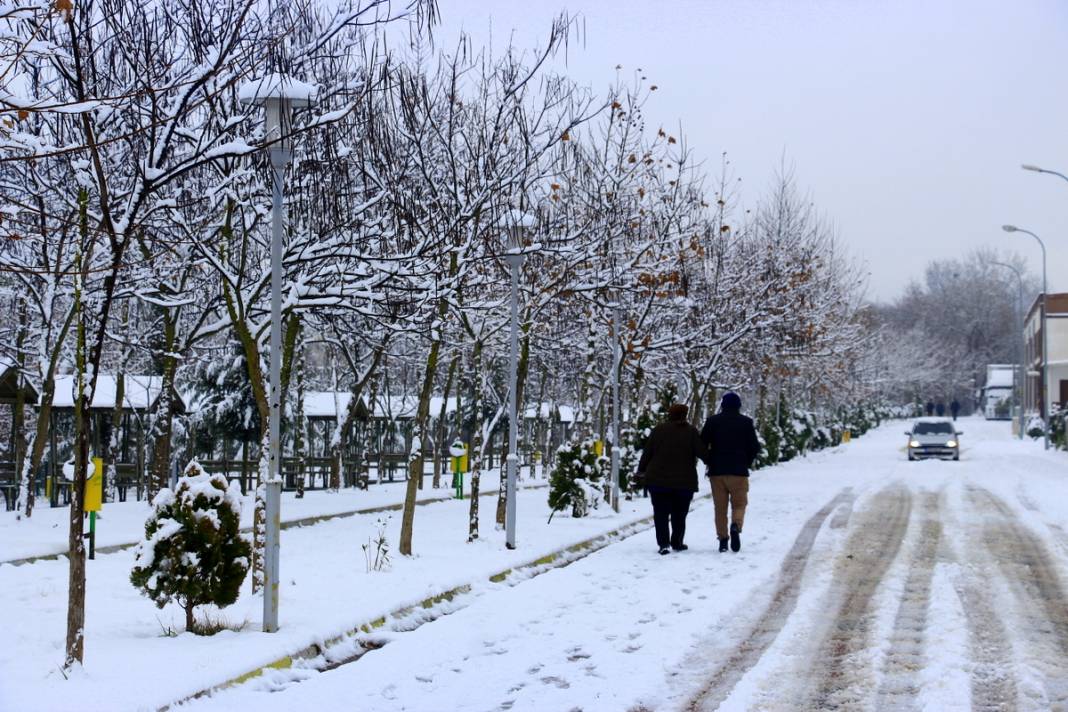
[842, 430, 852, 444]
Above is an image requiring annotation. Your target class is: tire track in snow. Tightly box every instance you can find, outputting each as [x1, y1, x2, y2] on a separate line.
[684, 488, 856, 712]
[875, 490, 942, 711]
[807, 483, 912, 710]
[967, 485, 1068, 708]
[949, 569, 1017, 712]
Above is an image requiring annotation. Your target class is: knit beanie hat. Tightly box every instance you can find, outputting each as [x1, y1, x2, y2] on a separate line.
[667, 403, 688, 422]
[721, 392, 742, 411]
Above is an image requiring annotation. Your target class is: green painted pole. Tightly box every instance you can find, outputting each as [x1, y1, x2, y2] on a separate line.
[88, 511, 96, 560]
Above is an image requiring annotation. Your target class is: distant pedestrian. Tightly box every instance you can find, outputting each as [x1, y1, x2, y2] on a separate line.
[636, 403, 710, 555]
[936, 402, 946, 417]
[950, 400, 960, 421]
[701, 392, 761, 553]
[925, 401, 935, 416]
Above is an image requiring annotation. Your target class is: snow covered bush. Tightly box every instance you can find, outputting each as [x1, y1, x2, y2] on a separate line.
[1049, 407, 1066, 450]
[548, 439, 609, 520]
[618, 405, 660, 495]
[130, 461, 250, 633]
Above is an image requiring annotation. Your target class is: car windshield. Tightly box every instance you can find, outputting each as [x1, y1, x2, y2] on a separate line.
[914, 422, 954, 435]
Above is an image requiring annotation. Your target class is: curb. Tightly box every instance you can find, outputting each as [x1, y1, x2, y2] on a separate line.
[1, 483, 547, 568]
[161, 503, 679, 710]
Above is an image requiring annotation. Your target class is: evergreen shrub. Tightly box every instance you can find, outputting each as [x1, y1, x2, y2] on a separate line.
[130, 461, 250, 633]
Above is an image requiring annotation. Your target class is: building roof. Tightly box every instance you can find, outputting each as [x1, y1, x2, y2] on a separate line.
[1026, 292, 1068, 322]
[303, 391, 356, 419]
[0, 356, 39, 405]
[984, 367, 1016, 389]
[50, 374, 186, 413]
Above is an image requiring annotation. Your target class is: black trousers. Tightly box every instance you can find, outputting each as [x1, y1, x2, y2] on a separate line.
[649, 488, 694, 549]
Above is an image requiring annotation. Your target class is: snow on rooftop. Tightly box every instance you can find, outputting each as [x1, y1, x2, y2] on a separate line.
[303, 391, 353, 418]
[50, 374, 182, 411]
[985, 370, 1015, 388]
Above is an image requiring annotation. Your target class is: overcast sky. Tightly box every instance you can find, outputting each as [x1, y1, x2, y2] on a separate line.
[431, 0, 1068, 302]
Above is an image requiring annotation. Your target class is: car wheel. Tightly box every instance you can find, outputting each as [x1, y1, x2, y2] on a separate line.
[908, 452, 915, 461]
[953, 453, 960, 461]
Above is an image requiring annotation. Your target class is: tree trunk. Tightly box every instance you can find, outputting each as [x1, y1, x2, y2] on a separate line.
[66, 199, 89, 667]
[467, 340, 484, 542]
[398, 336, 442, 556]
[148, 313, 178, 501]
[103, 371, 125, 503]
[185, 602, 195, 633]
[294, 346, 306, 498]
[433, 355, 458, 489]
[12, 297, 29, 516]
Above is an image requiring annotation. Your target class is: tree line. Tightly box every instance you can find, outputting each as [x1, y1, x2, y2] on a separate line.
[0, 0, 878, 667]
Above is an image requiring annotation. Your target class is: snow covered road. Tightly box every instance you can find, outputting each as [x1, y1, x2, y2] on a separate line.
[182, 418, 1068, 712]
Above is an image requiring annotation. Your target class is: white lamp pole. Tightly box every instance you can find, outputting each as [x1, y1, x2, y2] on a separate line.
[504, 210, 534, 550]
[609, 291, 621, 513]
[240, 74, 315, 632]
[1002, 224, 1049, 450]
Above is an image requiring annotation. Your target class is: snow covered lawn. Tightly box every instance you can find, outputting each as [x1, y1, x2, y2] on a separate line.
[1, 478, 647, 712]
[0, 474, 538, 564]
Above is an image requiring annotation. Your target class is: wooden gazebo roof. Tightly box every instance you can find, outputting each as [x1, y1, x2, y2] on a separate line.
[0, 358, 38, 406]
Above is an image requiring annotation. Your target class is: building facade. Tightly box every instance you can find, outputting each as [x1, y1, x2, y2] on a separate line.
[1023, 292, 1068, 418]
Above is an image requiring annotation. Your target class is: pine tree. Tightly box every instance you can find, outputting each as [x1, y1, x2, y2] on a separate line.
[130, 462, 250, 633]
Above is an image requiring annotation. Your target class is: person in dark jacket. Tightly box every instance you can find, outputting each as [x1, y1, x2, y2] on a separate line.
[700, 392, 760, 552]
[950, 399, 960, 420]
[925, 401, 935, 416]
[636, 403, 710, 555]
[935, 401, 946, 417]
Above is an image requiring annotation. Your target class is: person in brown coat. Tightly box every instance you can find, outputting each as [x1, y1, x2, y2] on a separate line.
[636, 403, 711, 555]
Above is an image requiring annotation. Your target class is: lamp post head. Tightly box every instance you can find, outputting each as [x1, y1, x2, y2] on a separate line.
[239, 74, 317, 150]
[1021, 164, 1043, 173]
[1002, 224, 1018, 233]
[504, 209, 536, 253]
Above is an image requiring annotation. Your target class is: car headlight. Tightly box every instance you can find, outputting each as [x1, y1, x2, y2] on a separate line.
[946, 440, 957, 448]
[909, 440, 921, 448]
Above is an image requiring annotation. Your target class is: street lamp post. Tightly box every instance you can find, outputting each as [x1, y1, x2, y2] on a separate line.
[240, 74, 315, 632]
[609, 292, 621, 513]
[991, 260, 1026, 439]
[504, 210, 535, 550]
[1002, 224, 1049, 450]
[1022, 163, 1068, 186]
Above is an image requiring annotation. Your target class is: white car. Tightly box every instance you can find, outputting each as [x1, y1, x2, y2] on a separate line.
[905, 419, 961, 461]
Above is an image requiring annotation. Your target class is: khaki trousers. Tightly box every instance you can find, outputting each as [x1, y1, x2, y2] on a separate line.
[711, 475, 749, 539]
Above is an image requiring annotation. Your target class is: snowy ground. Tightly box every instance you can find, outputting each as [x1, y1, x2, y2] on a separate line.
[5, 418, 1068, 711]
[0, 470, 544, 564]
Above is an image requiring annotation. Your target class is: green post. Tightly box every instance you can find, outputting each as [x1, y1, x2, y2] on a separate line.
[88, 511, 96, 560]
[454, 469, 463, 500]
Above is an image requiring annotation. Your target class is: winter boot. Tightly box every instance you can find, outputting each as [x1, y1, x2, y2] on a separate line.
[730, 522, 741, 552]
[672, 543, 689, 552]
[718, 537, 729, 553]
[659, 547, 671, 556]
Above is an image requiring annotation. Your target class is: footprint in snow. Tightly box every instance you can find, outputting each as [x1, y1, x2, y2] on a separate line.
[566, 647, 591, 662]
[540, 676, 571, 689]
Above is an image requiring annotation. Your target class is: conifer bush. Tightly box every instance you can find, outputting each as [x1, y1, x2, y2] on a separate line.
[130, 461, 250, 633]
[547, 439, 608, 520]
